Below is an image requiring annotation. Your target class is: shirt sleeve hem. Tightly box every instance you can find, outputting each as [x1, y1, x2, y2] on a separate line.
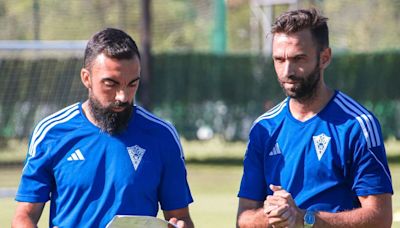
[15, 194, 49, 203]
[237, 192, 266, 202]
[355, 188, 393, 196]
[160, 198, 194, 211]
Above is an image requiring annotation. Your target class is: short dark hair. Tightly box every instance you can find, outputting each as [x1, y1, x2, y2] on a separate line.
[83, 28, 141, 70]
[271, 8, 329, 51]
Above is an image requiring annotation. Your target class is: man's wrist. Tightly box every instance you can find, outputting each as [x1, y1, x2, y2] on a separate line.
[294, 209, 306, 227]
[303, 210, 316, 228]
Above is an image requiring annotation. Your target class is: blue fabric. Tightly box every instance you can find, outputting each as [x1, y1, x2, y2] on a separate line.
[16, 103, 193, 227]
[238, 91, 393, 212]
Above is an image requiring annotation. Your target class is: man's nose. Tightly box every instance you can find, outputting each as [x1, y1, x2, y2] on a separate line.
[283, 61, 295, 78]
[115, 88, 129, 103]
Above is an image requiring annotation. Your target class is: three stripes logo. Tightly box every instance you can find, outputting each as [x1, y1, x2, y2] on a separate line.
[269, 143, 282, 156]
[67, 149, 85, 161]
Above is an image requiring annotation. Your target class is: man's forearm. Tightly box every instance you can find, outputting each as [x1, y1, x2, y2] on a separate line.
[237, 208, 269, 228]
[12, 214, 38, 228]
[12, 202, 44, 228]
[314, 207, 392, 228]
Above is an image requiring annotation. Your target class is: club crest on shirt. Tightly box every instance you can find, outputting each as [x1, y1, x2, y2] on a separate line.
[312, 133, 331, 161]
[127, 145, 146, 170]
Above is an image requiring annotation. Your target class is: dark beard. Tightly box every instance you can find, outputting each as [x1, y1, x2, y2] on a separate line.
[281, 60, 321, 102]
[88, 95, 133, 135]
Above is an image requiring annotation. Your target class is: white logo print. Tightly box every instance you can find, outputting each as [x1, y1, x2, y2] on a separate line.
[67, 149, 85, 161]
[127, 145, 146, 170]
[269, 143, 282, 156]
[313, 133, 331, 161]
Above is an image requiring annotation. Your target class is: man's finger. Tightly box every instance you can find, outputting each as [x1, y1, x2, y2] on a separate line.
[264, 195, 284, 214]
[266, 195, 288, 205]
[269, 184, 282, 192]
[273, 191, 292, 199]
[268, 216, 289, 227]
[176, 220, 185, 228]
[264, 204, 279, 214]
[267, 204, 289, 217]
[268, 205, 292, 228]
[168, 218, 179, 228]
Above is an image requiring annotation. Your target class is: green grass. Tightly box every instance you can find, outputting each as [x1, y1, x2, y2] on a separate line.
[1, 138, 399, 227]
[1, 164, 242, 228]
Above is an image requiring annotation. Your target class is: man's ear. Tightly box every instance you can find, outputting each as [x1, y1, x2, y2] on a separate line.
[81, 68, 91, 89]
[320, 47, 332, 70]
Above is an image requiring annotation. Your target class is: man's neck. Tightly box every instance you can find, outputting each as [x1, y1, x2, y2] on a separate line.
[81, 100, 99, 126]
[289, 85, 334, 122]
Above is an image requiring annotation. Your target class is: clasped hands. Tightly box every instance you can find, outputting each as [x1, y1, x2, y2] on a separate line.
[263, 184, 304, 228]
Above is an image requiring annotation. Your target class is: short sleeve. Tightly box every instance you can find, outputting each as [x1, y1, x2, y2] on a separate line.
[350, 118, 393, 196]
[238, 123, 267, 201]
[158, 126, 193, 211]
[15, 136, 53, 203]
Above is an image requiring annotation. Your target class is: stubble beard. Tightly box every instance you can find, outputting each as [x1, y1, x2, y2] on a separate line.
[88, 94, 133, 135]
[280, 60, 321, 103]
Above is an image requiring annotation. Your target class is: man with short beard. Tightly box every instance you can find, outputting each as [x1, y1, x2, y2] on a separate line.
[236, 8, 393, 228]
[13, 28, 194, 228]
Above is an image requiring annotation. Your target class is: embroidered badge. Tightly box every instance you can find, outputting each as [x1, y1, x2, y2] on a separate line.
[127, 145, 146, 170]
[312, 133, 331, 161]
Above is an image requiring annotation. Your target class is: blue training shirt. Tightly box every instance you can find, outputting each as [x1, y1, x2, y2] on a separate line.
[238, 91, 393, 212]
[16, 103, 193, 227]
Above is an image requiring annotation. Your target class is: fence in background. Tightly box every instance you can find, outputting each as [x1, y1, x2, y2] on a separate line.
[0, 51, 399, 141]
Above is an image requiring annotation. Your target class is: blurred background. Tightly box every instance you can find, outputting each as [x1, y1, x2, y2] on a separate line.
[0, 0, 399, 142]
[0, 0, 399, 227]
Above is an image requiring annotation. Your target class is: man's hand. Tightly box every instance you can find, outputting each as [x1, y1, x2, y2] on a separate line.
[264, 184, 304, 228]
[168, 217, 186, 228]
[164, 207, 193, 228]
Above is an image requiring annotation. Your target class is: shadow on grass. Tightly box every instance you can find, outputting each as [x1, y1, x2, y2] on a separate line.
[388, 154, 400, 164]
[186, 154, 400, 167]
[186, 157, 243, 166]
[0, 161, 23, 169]
[2, 154, 399, 169]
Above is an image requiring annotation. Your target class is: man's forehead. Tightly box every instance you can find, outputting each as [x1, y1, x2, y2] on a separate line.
[273, 29, 313, 44]
[272, 30, 316, 55]
[91, 53, 139, 68]
[94, 53, 139, 63]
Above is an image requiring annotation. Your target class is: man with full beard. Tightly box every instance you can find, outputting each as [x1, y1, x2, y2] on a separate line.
[236, 8, 393, 228]
[13, 28, 194, 228]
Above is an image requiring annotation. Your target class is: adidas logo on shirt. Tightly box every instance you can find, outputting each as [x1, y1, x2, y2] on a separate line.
[67, 149, 85, 161]
[269, 143, 282, 156]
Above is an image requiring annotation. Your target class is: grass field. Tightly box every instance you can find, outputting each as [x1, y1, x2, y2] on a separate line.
[0, 138, 399, 227]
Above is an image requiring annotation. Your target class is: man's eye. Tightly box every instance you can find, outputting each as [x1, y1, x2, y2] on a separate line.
[104, 81, 115, 87]
[294, 56, 302, 61]
[129, 83, 138, 87]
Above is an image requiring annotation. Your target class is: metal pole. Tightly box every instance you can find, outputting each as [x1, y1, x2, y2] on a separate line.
[33, 0, 40, 40]
[139, 0, 152, 109]
[212, 0, 226, 54]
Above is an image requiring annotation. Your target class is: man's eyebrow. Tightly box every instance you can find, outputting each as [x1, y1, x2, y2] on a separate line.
[293, 53, 307, 58]
[129, 76, 141, 84]
[273, 53, 307, 59]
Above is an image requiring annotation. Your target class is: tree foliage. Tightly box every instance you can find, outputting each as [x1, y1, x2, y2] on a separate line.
[0, 0, 398, 53]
